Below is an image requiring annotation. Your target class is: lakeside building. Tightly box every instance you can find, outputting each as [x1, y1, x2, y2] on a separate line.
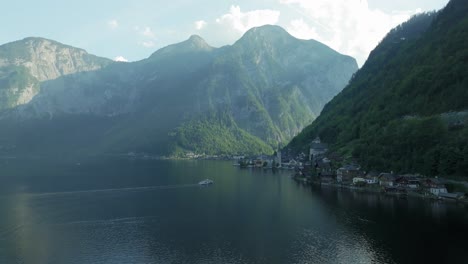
[365, 172, 379, 184]
[379, 173, 397, 187]
[395, 175, 421, 189]
[353, 177, 367, 185]
[425, 178, 448, 195]
[309, 137, 328, 162]
[275, 150, 282, 168]
[337, 164, 361, 184]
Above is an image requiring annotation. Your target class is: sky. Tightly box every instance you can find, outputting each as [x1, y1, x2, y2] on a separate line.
[0, 0, 449, 66]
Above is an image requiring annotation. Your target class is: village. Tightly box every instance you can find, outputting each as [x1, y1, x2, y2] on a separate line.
[234, 137, 468, 203]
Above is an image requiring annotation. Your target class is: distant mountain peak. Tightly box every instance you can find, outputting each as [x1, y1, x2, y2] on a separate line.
[7, 37, 84, 51]
[150, 34, 213, 59]
[231, 25, 345, 59]
[186, 34, 212, 50]
[0, 25, 358, 157]
[239, 25, 293, 42]
[188, 34, 204, 42]
[22, 36, 59, 42]
[246, 25, 290, 35]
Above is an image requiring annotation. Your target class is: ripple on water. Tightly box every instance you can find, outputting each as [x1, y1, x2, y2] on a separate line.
[291, 226, 396, 264]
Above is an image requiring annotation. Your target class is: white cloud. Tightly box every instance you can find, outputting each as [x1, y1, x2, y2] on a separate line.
[286, 18, 320, 40]
[197, 5, 280, 46]
[216, 5, 280, 34]
[142, 26, 156, 39]
[114, 56, 129, 62]
[134, 26, 157, 48]
[107, 19, 119, 30]
[280, 0, 421, 66]
[195, 20, 207, 30]
[140, 40, 155, 48]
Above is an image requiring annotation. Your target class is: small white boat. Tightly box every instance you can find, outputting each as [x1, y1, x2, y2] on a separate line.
[198, 179, 214, 185]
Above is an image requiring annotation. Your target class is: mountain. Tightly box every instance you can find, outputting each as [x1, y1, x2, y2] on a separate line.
[0, 25, 358, 157]
[289, 0, 468, 177]
[0, 37, 112, 110]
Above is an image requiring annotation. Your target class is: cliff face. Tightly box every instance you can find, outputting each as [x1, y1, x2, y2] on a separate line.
[0, 37, 112, 110]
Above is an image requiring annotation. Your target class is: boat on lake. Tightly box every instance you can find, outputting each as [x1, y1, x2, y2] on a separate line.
[198, 179, 214, 185]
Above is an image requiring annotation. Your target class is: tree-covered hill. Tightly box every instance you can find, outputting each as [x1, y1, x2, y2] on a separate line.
[289, 0, 468, 177]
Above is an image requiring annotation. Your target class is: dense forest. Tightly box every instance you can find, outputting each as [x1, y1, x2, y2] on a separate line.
[289, 0, 468, 177]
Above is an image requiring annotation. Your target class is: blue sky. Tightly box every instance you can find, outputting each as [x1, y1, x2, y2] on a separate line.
[1, 0, 449, 66]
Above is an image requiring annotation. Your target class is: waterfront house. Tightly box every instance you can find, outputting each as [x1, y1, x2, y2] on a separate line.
[254, 159, 264, 167]
[365, 172, 379, 184]
[283, 159, 300, 168]
[427, 180, 447, 195]
[379, 173, 397, 187]
[395, 177, 408, 188]
[423, 178, 443, 188]
[396, 174, 421, 189]
[337, 164, 361, 184]
[365, 176, 379, 184]
[423, 178, 448, 195]
[429, 186, 448, 196]
[395, 176, 420, 189]
[406, 178, 420, 189]
[353, 177, 367, 185]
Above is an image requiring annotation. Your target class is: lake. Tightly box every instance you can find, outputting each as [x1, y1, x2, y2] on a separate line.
[0, 158, 467, 264]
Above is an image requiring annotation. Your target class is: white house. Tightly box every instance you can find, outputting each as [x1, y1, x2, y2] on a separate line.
[353, 177, 367, 185]
[430, 186, 448, 196]
[365, 176, 379, 185]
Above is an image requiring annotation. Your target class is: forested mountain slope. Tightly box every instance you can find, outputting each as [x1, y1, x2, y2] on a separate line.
[289, 0, 468, 177]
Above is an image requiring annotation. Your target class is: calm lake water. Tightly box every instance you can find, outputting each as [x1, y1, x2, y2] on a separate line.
[0, 158, 467, 264]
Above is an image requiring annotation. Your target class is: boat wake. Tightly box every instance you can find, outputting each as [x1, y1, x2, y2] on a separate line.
[26, 183, 200, 197]
[61, 215, 159, 226]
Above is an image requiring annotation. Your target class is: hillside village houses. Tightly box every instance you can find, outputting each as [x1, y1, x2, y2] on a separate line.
[287, 137, 465, 201]
[232, 136, 464, 201]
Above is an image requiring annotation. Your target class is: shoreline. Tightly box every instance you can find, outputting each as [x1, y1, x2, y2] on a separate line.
[295, 178, 468, 205]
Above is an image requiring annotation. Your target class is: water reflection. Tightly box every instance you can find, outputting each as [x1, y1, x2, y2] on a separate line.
[0, 159, 467, 264]
[310, 185, 468, 263]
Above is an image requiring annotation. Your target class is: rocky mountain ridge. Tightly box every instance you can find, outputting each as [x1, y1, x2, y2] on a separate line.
[0, 25, 358, 156]
[0, 37, 112, 110]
